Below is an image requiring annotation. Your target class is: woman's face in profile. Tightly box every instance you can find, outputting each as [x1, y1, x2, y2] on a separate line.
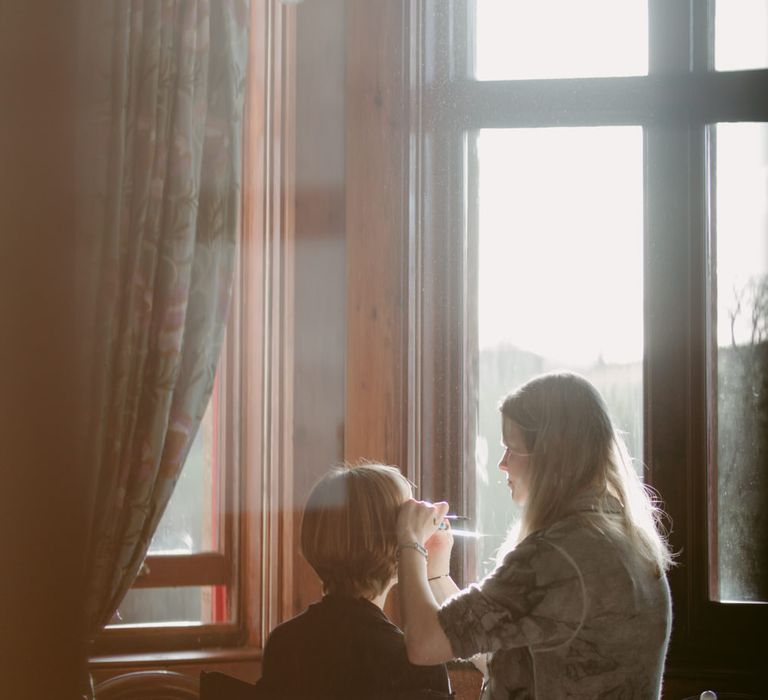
[498, 418, 532, 505]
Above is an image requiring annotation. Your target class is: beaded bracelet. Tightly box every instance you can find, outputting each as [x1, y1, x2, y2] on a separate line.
[396, 542, 428, 559]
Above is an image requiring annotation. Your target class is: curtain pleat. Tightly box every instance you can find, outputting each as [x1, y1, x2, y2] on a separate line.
[77, 0, 250, 644]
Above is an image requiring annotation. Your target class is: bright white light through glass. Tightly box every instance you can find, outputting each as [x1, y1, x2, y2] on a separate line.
[475, 0, 648, 80]
[477, 127, 644, 365]
[716, 123, 768, 349]
[110, 586, 225, 626]
[474, 127, 644, 577]
[715, 0, 768, 71]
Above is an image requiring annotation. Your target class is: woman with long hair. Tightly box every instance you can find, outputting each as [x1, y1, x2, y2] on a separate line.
[397, 371, 673, 699]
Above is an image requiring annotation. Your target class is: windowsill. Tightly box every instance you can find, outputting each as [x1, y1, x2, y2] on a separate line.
[89, 645, 261, 670]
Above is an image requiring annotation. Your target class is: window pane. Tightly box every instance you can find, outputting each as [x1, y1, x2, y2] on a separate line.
[475, 0, 648, 81]
[475, 127, 644, 577]
[108, 586, 229, 626]
[148, 385, 220, 554]
[712, 122, 768, 603]
[715, 1, 768, 72]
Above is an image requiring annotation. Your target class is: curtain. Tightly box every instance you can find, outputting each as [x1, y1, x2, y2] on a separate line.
[77, 0, 250, 650]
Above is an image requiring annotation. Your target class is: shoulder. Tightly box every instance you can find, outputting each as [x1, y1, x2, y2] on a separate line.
[535, 514, 671, 622]
[437, 524, 588, 657]
[516, 513, 623, 570]
[495, 521, 586, 582]
[261, 607, 314, 663]
[266, 602, 319, 637]
[263, 597, 410, 663]
[263, 608, 306, 645]
[262, 597, 449, 694]
[539, 512, 661, 583]
[472, 523, 589, 621]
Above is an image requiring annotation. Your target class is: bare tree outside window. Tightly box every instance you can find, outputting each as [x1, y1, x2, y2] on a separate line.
[716, 275, 768, 602]
[712, 121, 768, 603]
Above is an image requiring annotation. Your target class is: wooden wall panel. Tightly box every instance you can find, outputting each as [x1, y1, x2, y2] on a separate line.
[290, 0, 348, 619]
[345, 0, 411, 471]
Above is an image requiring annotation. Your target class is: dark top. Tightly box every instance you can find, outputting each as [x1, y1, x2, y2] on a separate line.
[255, 594, 453, 700]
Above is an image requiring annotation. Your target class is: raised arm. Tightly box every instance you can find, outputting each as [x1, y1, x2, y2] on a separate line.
[396, 499, 456, 665]
[425, 518, 489, 676]
[424, 522, 461, 605]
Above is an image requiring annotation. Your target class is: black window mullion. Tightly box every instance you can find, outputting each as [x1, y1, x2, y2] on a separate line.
[646, 0, 701, 674]
[646, 0, 766, 680]
[648, 0, 693, 75]
[644, 119, 700, 658]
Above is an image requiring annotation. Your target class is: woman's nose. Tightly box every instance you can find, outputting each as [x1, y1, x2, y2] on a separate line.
[498, 452, 509, 472]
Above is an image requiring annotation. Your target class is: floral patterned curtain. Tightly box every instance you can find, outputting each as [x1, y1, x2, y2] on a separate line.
[77, 0, 250, 645]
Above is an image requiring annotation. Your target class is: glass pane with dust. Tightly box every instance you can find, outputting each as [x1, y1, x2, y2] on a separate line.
[149, 385, 220, 555]
[108, 586, 228, 626]
[475, 0, 648, 81]
[712, 122, 768, 603]
[715, 1, 768, 72]
[474, 126, 644, 577]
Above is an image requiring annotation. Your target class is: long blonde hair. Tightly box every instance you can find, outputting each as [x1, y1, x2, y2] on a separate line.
[500, 371, 673, 574]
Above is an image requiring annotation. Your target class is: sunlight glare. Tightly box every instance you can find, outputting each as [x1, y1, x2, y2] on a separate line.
[475, 0, 648, 80]
[478, 127, 644, 366]
[715, 0, 768, 71]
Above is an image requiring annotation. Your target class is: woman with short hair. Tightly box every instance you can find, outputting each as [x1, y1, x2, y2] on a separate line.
[397, 371, 673, 699]
[256, 462, 452, 700]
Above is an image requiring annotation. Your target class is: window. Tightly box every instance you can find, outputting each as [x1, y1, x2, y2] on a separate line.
[710, 121, 768, 604]
[475, 0, 648, 81]
[409, 0, 768, 684]
[113, 376, 232, 627]
[474, 125, 645, 575]
[91, 0, 297, 656]
[97, 258, 245, 654]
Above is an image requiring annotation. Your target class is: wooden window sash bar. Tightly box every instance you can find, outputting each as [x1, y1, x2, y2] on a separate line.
[132, 552, 230, 589]
[96, 623, 243, 656]
[425, 70, 768, 130]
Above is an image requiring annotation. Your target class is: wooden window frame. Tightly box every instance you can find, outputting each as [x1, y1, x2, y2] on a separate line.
[346, 0, 767, 693]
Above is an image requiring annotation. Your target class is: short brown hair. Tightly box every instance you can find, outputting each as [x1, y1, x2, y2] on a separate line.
[300, 463, 412, 598]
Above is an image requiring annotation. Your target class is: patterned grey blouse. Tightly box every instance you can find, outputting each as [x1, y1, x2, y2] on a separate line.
[437, 510, 672, 699]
